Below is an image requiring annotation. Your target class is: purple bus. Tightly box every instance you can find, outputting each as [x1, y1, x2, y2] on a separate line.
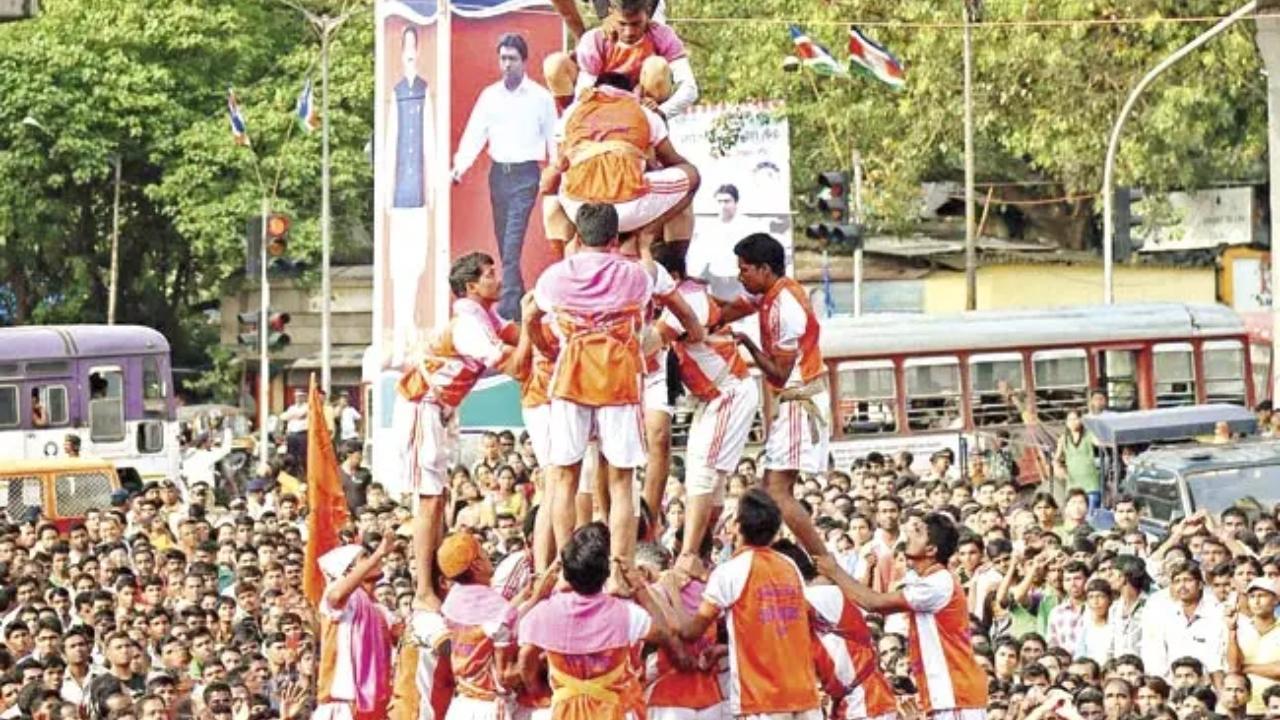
[0, 325, 180, 483]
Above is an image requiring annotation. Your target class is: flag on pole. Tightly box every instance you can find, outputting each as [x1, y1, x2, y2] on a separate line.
[296, 78, 319, 133]
[847, 26, 906, 89]
[227, 88, 250, 146]
[303, 373, 349, 606]
[788, 25, 847, 77]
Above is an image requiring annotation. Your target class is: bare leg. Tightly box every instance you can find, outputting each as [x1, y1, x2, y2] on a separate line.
[533, 490, 555, 571]
[593, 451, 610, 521]
[574, 491, 593, 529]
[550, 464, 580, 560]
[642, 409, 671, 540]
[765, 468, 828, 558]
[638, 164, 701, 241]
[412, 495, 444, 609]
[547, 0, 587, 39]
[606, 464, 638, 594]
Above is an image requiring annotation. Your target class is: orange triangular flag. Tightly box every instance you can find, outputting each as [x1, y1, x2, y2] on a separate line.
[303, 373, 350, 606]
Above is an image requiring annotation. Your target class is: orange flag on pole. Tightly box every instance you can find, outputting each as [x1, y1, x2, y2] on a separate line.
[303, 373, 349, 606]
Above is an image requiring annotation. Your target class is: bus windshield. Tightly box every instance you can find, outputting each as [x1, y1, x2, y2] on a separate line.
[1185, 464, 1280, 517]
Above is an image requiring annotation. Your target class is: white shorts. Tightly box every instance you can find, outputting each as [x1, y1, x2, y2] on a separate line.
[929, 711, 986, 720]
[522, 404, 552, 467]
[561, 166, 693, 233]
[686, 379, 759, 504]
[408, 401, 455, 497]
[644, 368, 672, 416]
[576, 443, 644, 516]
[549, 399, 647, 469]
[763, 390, 831, 474]
[444, 695, 502, 720]
[648, 705, 729, 720]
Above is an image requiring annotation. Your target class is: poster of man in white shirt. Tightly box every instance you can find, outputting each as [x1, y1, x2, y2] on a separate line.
[686, 183, 758, 301]
[451, 33, 557, 321]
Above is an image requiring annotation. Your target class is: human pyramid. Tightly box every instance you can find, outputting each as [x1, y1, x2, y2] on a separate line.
[309, 1, 988, 719]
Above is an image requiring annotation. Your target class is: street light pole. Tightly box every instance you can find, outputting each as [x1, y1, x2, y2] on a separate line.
[1102, 0, 1257, 304]
[963, 1, 978, 311]
[259, 195, 271, 464]
[319, 14, 335, 395]
[1256, 0, 1280, 401]
[107, 155, 121, 325]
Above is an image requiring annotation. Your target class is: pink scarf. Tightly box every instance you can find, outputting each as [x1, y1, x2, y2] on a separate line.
[346, 587, 393, 714]
[540, 253, 651, 313]
[441, 583, 517, 630]
[517, 592, 633, 655]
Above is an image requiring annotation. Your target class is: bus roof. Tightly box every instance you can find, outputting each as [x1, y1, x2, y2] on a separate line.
[819, 303, 1245, 359]
[0, 325, 169, 363]
[0, 458, 118, 476]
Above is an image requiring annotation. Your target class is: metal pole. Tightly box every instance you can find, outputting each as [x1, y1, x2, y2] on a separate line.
[320, 15, 333, 395]
[108, 155, 121, 325]
[963, 3, 977, 311]
[852, 149, 864, 317]
[259, 194, 271, 464]
[1257, 0, 1280, 401]
[1104, 0, 1257, 304]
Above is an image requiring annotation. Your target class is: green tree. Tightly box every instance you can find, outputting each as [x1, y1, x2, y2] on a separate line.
[674, 0, 1266, 248]
[0, 0, 372, 385]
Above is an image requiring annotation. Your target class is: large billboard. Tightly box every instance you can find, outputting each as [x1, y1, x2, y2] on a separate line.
[668, 102, 794, 269]
[371, 0, 563, 491]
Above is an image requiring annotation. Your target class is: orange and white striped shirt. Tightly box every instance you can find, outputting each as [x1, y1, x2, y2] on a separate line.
[703, 547, 819, 716]
[806, 585, 898, 720]
[757, 277, 824, 391]
[903, 567, 989, 714]
[657, 279, 749, 402]
[405, 298, 517, 409]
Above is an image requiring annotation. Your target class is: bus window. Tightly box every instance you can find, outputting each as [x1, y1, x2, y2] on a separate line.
[1032, 349, 1088, 422]
[905, 357, 962, 431]
[88, 367, 125, 443]
[45, 386, 68, 425]
[1253, 343, 1271, 403]
[1203, 340, 1247, 406]
[142, 356, 166, 417]
[969, 353, 1024, 427]
[837, 361, 897, 435]
[1097, 349, 1139, 411]
[1154, 343, 1196, 408]
[0, 386, 17, 428]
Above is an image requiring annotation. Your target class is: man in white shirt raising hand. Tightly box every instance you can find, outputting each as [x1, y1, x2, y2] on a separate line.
[452, 33, 558, 321]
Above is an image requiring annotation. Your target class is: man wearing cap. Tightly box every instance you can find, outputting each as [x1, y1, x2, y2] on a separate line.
[1228, 576, 1280, 715]
[437, 532, 518, 720]
[314, 535, 396, 720]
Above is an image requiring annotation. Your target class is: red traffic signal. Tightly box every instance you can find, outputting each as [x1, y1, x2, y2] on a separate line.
[268, 312, 291, 333]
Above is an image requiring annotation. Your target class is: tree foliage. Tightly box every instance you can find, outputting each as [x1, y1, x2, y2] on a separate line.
[674, 0, 1267, 247]
[0, 0, 373, 377]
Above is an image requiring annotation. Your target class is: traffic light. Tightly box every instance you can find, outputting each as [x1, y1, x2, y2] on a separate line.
[246, 213, 307, 276]
[236, 311, 291, 350]
[808, 171, 864, 249]
[1114, 187, 1145, 262]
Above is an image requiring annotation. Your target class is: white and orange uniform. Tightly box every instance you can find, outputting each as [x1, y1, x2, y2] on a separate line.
[702, 546, 821, 720]
[647, 580, 725, 720]
[656, 279, 758, 504]
[534, 252, 652, 469]
[752, 277, 829, 474]
[517, 318, 559, 468]
[441, 587, 519, 720]
[400, 298, 519, 496]
[903, 568, 989, 720]
[640, 262, 680, 418]
[805, 586, 898, 720]
[555, 86, 692, 233]
[517, 592, 653, 720]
